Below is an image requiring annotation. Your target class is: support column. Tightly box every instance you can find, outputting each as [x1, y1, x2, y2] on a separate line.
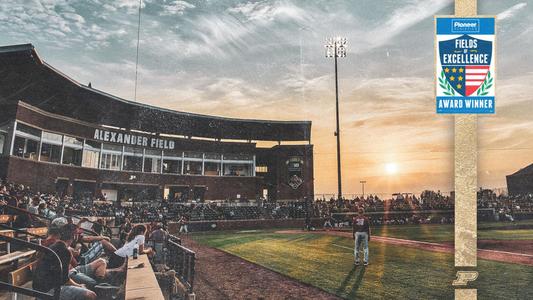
[454, 0, 478, 299]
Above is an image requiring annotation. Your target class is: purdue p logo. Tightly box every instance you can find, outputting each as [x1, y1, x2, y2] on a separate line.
[452, 271, 478, 286]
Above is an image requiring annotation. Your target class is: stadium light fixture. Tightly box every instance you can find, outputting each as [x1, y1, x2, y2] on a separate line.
[360, 180, 367, 198]
[325, 36, 347, 200]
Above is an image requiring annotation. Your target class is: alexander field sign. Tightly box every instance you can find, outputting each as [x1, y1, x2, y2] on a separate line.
[435, 17, 495, 114]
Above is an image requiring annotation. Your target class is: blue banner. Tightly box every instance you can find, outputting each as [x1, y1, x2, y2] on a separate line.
[436, 18, 495, 35]
[436, 96, 494, 114]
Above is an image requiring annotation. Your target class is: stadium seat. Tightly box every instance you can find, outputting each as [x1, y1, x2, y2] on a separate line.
[8, 260, 37, 300]
[0, 250, 36, 265]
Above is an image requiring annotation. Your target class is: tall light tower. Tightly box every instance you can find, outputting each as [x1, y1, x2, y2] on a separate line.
[325, 37, 347, 200]
[360, 180, 367, 198]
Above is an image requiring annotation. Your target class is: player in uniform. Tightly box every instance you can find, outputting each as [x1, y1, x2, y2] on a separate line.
[352, 208, 370, 266]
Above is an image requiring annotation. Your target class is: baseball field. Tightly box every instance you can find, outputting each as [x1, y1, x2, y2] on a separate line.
[189, 220, 533, 299]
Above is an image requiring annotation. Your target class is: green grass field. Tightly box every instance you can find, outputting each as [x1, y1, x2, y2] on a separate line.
[364, 220, 533, 243]
[192, 223, 533, 299]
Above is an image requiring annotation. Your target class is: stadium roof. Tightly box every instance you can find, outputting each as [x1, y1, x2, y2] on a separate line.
[508, 163, 533, 177]
[0, 44, 311, 142]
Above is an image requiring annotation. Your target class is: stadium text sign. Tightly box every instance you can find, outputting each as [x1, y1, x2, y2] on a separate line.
[93, 128, 176, 150]
[435, 17, 495, 114]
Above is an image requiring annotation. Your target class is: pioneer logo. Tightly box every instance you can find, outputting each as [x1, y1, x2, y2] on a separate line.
[452, 19, 479, 33]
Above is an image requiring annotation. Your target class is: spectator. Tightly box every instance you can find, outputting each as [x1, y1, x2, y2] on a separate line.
[33, 223, 97, 300]
[108, 224, 154, 269]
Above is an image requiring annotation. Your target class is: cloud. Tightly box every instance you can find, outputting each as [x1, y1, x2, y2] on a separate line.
[228, 1, 307, 24]
[497, 2, 527, 20]
[360, 0, 453, 51]
[277, 72, 331, 94]
[160, 0, 195, 16]
[114, 0, 145, 11]
[0, 0, 140, 50]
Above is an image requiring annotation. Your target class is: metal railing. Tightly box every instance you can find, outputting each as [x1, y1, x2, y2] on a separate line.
[0, 223, 46, 244]
[0, 204, 100, 236]
[0, 235, 62, 300]
[166, 234, 195, 294]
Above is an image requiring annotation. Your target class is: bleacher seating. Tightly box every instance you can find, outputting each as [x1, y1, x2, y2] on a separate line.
[8, 260, 37, 300]
[0, 250, 36, 265]
[0, 207, 173, 300]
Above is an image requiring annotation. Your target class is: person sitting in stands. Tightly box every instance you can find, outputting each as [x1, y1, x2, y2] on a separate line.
[38, 202, 56, 219]
[43, 223, 124, 291]
[28, 197, 40, 215]
[7, 195, 18, 207]
[92, 219, 104, 236]
[108, 224, 154, 269]
[34, 223, 97, 300]
[71, 221, 117, 265]
[55, 207, 67, 219]
[12, 203, 32, 228]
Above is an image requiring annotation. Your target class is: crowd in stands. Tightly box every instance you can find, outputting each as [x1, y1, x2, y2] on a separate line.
[0, 182, 175, 299]
[477, 188, 533, 221]
[2, 179, 532, 227]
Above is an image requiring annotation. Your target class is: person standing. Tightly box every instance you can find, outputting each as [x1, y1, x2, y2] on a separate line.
[352, 208, 370, 266]
[178, 215, 189, 234]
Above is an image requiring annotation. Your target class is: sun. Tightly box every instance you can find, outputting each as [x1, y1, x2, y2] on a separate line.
[385, 163, 398, 175]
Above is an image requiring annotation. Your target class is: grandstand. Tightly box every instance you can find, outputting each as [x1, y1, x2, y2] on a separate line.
[0, 179, 196, 300]
[0, 44, 314, 203]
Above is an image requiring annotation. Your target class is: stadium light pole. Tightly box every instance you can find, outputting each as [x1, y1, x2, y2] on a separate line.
[325, 37, 347, 200]
[360, 180, 367, 198]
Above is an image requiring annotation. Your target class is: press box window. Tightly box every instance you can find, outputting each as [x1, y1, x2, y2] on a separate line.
[184, 161, 202, 175]
[40, 131, 63, 163]
[40, 143, 61, 163]
[14, 123, 41, 160]
[224, 163, 252, 176]
[144, 149, 162, 173]
[123, 146, 143, 172]
[63, 136, 83, 166]
[163, 150, 182, 174]
[204, 162, 221, 176]
[13, 136, 39, 160]
[0, 132, 6, 155]
[82, 140, 101, 169]
[163, 160, 182, 174]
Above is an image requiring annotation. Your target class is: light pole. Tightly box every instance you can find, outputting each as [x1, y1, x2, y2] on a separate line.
[325, 37, 347, 200]
[360, 180, 367, 198]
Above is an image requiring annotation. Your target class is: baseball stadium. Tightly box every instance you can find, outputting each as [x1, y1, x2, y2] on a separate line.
[8, 0, 533, 295]
[0, 43, 532, 300]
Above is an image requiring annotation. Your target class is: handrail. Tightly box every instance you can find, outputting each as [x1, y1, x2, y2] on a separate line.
[0, 235, 62, 300]
[1, 204, 52, 223]
[0, 223, 46, 239]
[0, 204, 100, 236]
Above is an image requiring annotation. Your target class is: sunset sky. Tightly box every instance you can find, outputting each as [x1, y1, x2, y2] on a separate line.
[1, 0, 532, 196]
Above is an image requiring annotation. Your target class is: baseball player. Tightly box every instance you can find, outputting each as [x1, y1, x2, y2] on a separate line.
[352, 208, 370, 266]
